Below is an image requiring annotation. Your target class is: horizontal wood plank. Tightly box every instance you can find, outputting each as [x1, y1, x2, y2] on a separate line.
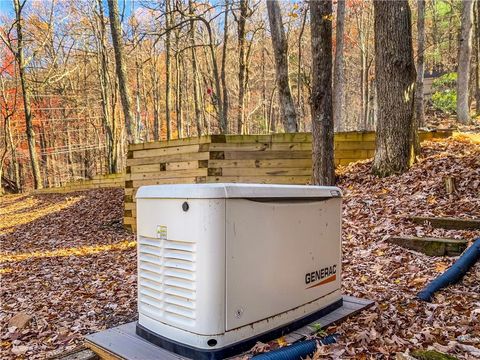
[208, 159, 313, 169]
[137, 136, 212, 150]
[132, 177, 199, 188]
[409, 216, 480, 230]
[165, 160, 207, 171]
[223, 150, 311, 160]
[220, 167, 312, 177]
[126, 152, 210, 166]
[388, 235, 468, 256]
[206, 175, 311, 184]
[133, 144, 206, 159]
[208, 142, 311, 152]
[126, 169, 207, 182]
[129, 164, 162, 174]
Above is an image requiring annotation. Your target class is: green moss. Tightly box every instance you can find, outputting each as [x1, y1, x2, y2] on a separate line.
[412, 350, 458, 360]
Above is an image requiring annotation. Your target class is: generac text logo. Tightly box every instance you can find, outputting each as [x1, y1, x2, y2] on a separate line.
[305, 265, 337, 289]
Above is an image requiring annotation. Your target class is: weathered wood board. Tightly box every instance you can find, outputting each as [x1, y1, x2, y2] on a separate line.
[85, 296, 374, 360]
[388, 235, 468, 256]
[409, 216, 480, 230]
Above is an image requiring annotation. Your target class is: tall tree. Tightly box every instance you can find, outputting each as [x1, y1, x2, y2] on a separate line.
[415, 0, 426, 128]
[310, 0, 335, 186]
[236, 0, 248, 134]
[474, 0, 480, 114]
[188, 0, 203, 136]
[266, 0, 298, 132]
[107, 0, 137, 142]
[333, 0, 346, 131]
[456, 0, 474, 124]
[94, 0, 117, 173]
[296, 6, 308, 130]
[165, 0, 173, 140]
[0, 68, 18, 193]
[175, 26, 184, 138]
[372, 0, 416, 177]
[220, 0, 230, 134]
[5, 0, 44, 189]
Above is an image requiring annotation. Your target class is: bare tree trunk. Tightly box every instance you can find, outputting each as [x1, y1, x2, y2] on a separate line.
[96, 0, 117, 173]
[189, 0, 203, 136]
[165, 0, 172, 140]
[182, 57, 190, 137]
[262, 29, 268, 132]
[39, 126, 49, 187]
[66, 123, 76, 177]
[140, 58, 149, 142]
[0, 116, 9, 193]
[193, 12, 225, 133]
[475, 0, 480, 114]
[13, 0, 43, 189]
[266, 0, 298, 132]
[237, 0, 248, 134]
[372, 0, 416, 177]
[135, 57, 143, 139]
[5, 116, 20, 191]
[0, 59, 19, 192]
[456, 0, 474, 124]
[333, 0, 346, 132]
[221, 0, 230, 133]
[310, 0, 335, 186]
[107, 0, 137, 142]
[357, 10, 367, 130]
[151, 53, 161, 141]
[296, 7, 307, 131]
[268, 86, 277, 132]
[430, 0, 439, 69]
[205, 27, 225, 133]
[175, 30, 184, 138]
[10, 130, 20, 191]
[415, 0, 426, 130]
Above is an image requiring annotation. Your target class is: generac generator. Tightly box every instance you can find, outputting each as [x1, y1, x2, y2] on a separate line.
[135, 183, 343, 359]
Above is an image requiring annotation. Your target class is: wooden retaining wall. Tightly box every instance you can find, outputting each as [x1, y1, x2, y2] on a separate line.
[35, 173, 124, 194]
[124, 130, 451, 231]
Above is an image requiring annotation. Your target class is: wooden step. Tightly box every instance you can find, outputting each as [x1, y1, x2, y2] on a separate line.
[388, 235, 468, 256]
[409, 216, 480, 230]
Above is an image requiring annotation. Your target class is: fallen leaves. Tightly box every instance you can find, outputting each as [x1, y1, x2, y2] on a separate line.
[0, 189, 136, 359]
[0, 196, 82, 235]
[311, 136, 480, 358]
[0, 240, 136, 263]
[0, 137, 479, 359]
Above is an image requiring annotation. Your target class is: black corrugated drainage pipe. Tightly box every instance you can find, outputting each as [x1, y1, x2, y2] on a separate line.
[417, 238, 480, 302]
[252, 334, 339, 360]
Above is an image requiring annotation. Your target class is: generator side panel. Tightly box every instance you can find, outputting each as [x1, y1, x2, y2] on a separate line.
[136, 198, 226, 336]
[225, 197, 342, 331]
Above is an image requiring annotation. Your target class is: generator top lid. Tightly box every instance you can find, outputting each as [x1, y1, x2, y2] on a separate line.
[136, 183, 342, 199]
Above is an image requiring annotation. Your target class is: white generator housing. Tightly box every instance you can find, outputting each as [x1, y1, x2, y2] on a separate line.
[135, 183, 343, 359]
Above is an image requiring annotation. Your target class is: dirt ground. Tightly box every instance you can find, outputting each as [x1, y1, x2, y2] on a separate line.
[1, 135, 479, 359]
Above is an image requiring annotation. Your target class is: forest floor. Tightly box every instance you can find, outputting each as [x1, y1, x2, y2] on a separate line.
[0, 134, 479, 359]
